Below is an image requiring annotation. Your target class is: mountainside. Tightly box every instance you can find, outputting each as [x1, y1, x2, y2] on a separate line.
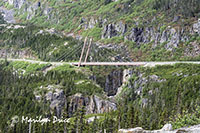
[1, 0, 200, 61]
[0, 0, 200, 132]
[1, 60, 200, 132]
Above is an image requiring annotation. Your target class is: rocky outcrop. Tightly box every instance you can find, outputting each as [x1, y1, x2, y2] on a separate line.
[35, 85, 117, 117]
[116, 69, 134, 96]
[119, 124, 200, 133]
[80, 17, 99, 30]
[80, 16, 191, 51]
[8, 0, 26, 8]
[184, 41, 200, 57]
[193, 19, 200, 34]
[3, 0, 52, 20]
[0, 7, 16, 23]
[68, 93, 117, 116]
[2, 0, 199, 56]
[3, 0, 197, 52]
[45, 85, 66, 117]
[131, 72, 166, 96]
[35, 85, 66, 117]
[117, 69, 167, 108]
[105, 70, 123, 96]
[102, 21, 127, 39]
[125, 26, 189, 50]
[79, 15, 199, 51]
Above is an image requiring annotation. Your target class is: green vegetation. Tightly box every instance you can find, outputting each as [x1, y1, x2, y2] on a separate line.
[82, 27, 102, 41]
[1, 61, 200, 132]
[153, 0, 200, 18]
[0, 60, 105, 132]
[118, 64, 200, 129]
[100, 36, 124, 44]
[0, 24, 82, 61]
[0, 24, 129, 62]
[170, 105, 200, 129]
[1, 0, 200, 132]
[1, 0, 200, 61]
[4, 61, 50, 75]
[15, 0, 198, 32]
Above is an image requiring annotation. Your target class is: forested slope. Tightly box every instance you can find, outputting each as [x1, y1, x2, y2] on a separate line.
[0, 0, 200, 132]
[1, 61, 200, 132]
[1, 0, 200, 61]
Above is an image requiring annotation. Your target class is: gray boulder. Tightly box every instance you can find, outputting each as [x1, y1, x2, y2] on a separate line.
[193, 19, 200, 34]
[119, 124, 200, 133]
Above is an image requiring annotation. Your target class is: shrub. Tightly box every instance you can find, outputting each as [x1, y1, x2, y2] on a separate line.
[170, 106, 200, 129]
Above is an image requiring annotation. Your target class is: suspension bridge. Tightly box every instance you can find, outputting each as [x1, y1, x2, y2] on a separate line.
[2, 37, 200, 67]
[54, 37, 151, 67]
[55, 37, 200, 67]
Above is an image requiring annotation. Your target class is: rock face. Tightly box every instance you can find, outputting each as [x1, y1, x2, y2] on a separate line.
[131, 72, 165, 96]
[45, 85, 66, 117]
[0, 7, 16, 23]
[2, 0, 200, 53]
[100, 20, 191, 51]
[184, 41, 200, 57]
[35, 86, 117, 117]
[92, 69, 133, 97]
[105, 70, 123, 96]
[81, 17, 192, 51]
[119, 124, 200, 133]
[116, 69, 167, 108]
[102, 21, 127, 39]
[68, 93, 117, 116]
[193, 19, 200, 34]
[116, 69, 134, 96]
[3, 0, 199, 54]
[3, 0, 51, 20]
[9, 0, 26, 8]
[126, 26, 189, 50]
[34, 85, 66, 117]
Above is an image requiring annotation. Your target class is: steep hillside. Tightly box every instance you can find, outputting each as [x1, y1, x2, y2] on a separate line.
[0, 0, 200, 132]
[0, 23, 131, 62]
[1, 60, 200, 132]
[1, 0, 200, 61]
[0, 60, 118, 132]
[117, 64, 200, 130]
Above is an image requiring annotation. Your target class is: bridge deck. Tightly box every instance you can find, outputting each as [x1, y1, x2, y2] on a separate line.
[71, 62, 200, 66]
[72, 62, 146, 66]
[2, 59, 200, 67]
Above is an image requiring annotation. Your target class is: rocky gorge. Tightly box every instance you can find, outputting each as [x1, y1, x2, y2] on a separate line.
[0, 0, 200, 132]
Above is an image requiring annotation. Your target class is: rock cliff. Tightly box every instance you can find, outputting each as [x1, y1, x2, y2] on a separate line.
[35, 85, 117, 118]
[1, 0, 200, 60]
[68, 93, 117, 116]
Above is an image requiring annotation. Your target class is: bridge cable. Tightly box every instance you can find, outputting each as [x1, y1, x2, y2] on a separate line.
[103, 48, 131, 62]
[102, 48, 125, 62]
[55, 44, 82, 61]
[62, 44, 83, 61]
[59, 45, 82, 61]
[55, 44, 81, 61]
